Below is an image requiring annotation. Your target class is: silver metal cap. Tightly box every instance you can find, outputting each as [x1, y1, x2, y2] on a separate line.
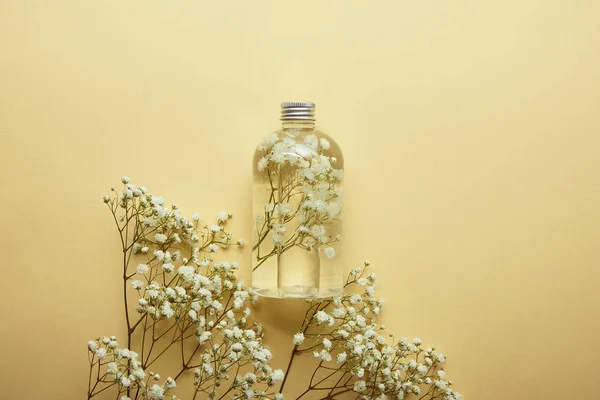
[280, 101, 315, 121]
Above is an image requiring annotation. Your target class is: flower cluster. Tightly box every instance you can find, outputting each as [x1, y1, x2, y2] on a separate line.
[89, 178, 282, 400]
[253, 131, 343, 271]
[87, 337, 177, 400]
[285, 263, 462, 400]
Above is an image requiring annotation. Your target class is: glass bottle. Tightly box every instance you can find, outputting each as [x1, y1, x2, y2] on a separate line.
[252, 102, 344, 299]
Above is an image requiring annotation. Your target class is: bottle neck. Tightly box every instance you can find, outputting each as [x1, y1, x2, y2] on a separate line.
[282, 120, 315, 130]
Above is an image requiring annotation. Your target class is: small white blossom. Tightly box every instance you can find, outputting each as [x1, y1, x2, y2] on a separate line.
[87, 341, 98, 353]
[218, 211, 229, 222]
[107, 362, 118, 374]
[149, 384, 164, 399]
[136, 264, 149, 274]
[293, 332, 305, 345]
[323, 247, 335, 259]
[354, 381, 367, 393]
[257, 157, 268, 171]
[154, 233, 168, 243]
[96, 348, 106, 360]
[131, 280, 144, 290]
[270, 369, 284, 382]
[305, 134, 318, 149]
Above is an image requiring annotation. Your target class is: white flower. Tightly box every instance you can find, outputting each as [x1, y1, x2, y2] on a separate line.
[208, 243, 219, 253]
[136, 264, 149, 274]
[161, 263, 174, 273]
[218, 211, 229, 222]
[264, 132, 278, 146]
[257, 157, 268, 171]
[272, 234, 284, 245]
[209, 225, 220, 232]
[354, 381, 367, 393]
[438, 370, 446, 379]
[303, 170, 315, 181]
[102, 194, 110, 203]
[121, 377, 131, 387]
[437, 353, 446, 363]
[293, 332, 305, 345]
[413, 337, 422, 346]
[320, 350, 332, 361]
[417, 364, 428, 375]
[320, 138, 330, 150]
[336, 352, 347, 363]
[165, 377, 176, 388]
[154, 233, 168, 243]
[272, 152, 285, 164]
[435, 380, 447, 390]
[270, 369, 284, 382]
[131, 280, 144, 290]
[305, 134, 318, 149]
[315, 310, 330, 324]
[191, 212, 201, 221]
[96, 348, 106, 360]
[107, 362, 118, 374]
[322, 338, 332, 350]
[121, 176, 130, 184]
[133, 369, 146, 380]
[87, 341, 98, 353]
[177, 265, 195, 279]
[323, 247, 335, 259]
[278, 203, 294, 215]
[275, 394, 284, 400]
[325, 202, 340, 217]
[149, 384, 164, 399]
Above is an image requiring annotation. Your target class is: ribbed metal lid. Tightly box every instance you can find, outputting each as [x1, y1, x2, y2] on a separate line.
[280, 101, 315, 121]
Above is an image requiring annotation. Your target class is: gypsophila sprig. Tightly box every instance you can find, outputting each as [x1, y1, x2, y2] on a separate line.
[253, 132, 344, 272]
[88, 179, 282, 400]
[277, 263, 462, 400]
[88, 178, 462, 400]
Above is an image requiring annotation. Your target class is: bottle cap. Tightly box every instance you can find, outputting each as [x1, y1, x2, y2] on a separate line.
[280, 101, 315, 121]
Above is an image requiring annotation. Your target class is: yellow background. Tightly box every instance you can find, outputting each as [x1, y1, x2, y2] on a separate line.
[1, 1, 599, 399]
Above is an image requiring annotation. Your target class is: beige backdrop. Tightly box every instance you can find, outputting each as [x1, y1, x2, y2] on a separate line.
[1, 1, 599, 399]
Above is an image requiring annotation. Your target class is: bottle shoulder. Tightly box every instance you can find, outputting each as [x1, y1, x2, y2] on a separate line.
[253, 128, 344, 167]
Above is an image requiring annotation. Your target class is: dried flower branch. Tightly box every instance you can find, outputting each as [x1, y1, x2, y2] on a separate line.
[87, 178, 462, 400]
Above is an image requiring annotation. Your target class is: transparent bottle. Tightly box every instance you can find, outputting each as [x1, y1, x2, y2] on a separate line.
[252, 102, 344, 299]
